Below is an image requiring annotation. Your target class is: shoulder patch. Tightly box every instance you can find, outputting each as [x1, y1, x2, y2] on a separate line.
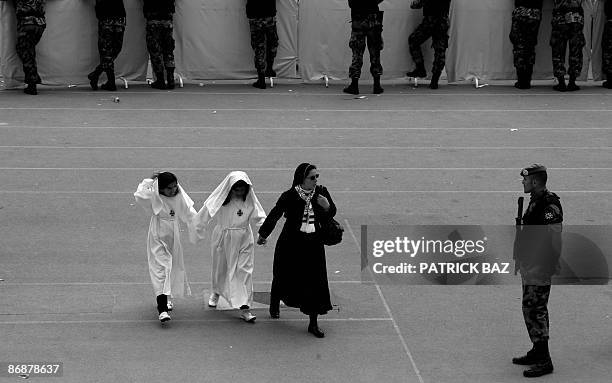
[543, 205, 562, 223]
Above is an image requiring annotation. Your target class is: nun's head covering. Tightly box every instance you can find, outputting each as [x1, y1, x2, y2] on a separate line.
[292, 163, 317, 187]
[202, 171, 266, 220]
[156, 172, 178, 190]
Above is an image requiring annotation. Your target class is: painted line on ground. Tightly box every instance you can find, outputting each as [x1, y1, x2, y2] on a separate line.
[2, 126, 612, 130]
[1, 107, 612, 112]
[0, 318, 393, 325]
[0, 146, 609, 150]
[344, 218, 425, 383]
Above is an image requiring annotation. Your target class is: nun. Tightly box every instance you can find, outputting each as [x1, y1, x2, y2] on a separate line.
[193, 171, 266, 322]
[257, 163, 336, 338]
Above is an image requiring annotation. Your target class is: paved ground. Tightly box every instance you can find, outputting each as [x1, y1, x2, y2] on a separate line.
[0, 81, 611, 383]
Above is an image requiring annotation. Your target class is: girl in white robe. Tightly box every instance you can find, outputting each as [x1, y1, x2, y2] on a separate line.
[134, 172, 196, 322]
[193, 171, 266, 322]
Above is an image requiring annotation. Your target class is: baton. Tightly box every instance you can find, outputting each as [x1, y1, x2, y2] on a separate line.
[515, 196, 524, 226]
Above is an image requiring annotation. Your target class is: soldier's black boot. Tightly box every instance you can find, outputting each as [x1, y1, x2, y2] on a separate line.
[166, 67, 175, 90]
[429, 72, 441, 89]
[603, 73, 612, 89]
[100, 70, 117, 91]
[523, 341, 554, 378]
[566, 75, 580, 91]
[88, 67, 102, 90]
[553, 76, 566, 92]
[343, 78, 359, 95]
[264, 58, 276, 78]
[24, 83, 37, 95]
[252, 71, 266, 89]
[373, 76, 384, 94]
[512, 346, 538, 365]
[150, 71, 166, 90]
[514, 71, 531, 89]
[406, 63, 427, 78]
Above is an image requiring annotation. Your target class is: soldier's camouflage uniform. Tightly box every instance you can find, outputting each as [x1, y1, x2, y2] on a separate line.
[144, 1, 176, 75]
[515, 189, 563, 343]
[248, 16, 278, 73]
[603, 0, 612, 76]
[15, 0, 46, 85]
[96, 18, 126, 72]
[348, 12, 384, 79]
[509, 1, 543, 74]
[550, 0, 585, 78]
[409, 0, 451, 77]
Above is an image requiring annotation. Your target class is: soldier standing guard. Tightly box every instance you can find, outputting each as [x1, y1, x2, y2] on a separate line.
[88, 0, 126, 91]
[246, 0, 279, 89]
[550, 0, 585, 91]
[603, 0, 612, 88]
[513, 164, 563, 378]
[14, 0, 46, 95]
[144, 0, 176, 90]
[509, 0, 544, 89]
[406, 0, 451, 89]
[343, 0, 385, 95]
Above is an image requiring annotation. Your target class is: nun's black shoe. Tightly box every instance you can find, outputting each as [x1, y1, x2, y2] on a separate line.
[308, 325, 325, 338]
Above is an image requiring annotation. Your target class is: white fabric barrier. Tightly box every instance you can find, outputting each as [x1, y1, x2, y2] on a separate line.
[590, 0, 607, 81]
[298, 0, 436, 82]
[447, 0, 596, 82]
[0, 0, 148, 89]
[174, 0, 298, 80]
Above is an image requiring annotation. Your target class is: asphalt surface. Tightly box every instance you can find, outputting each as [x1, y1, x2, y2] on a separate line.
[0, 82, 611, 382]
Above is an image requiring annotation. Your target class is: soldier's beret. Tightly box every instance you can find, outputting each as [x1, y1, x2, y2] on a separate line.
[520, 164, 547, 177]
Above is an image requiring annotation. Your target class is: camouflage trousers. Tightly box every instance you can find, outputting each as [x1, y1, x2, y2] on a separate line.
[550, 21, 585, 77]
[348, 12, 384, 79]
[603, 20, 612, 75]
[16, 22, 46, 84]
[522, 284, 551, 343]
[510, 16, 542, 73]
[409, 15, 449, 75]
[96, 18, 126, 72]
[248, 16, 278, 73]
[146, 20, 175, 74]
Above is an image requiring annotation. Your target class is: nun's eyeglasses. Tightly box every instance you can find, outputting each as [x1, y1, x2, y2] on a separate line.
[307, 174, 320, 180]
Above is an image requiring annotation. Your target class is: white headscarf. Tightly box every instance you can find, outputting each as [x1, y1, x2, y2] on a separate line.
[201, 171, 265, 221]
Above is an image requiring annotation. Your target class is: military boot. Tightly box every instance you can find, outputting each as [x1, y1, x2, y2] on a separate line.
[150, 71, 166, 90]
[429, 72, 441, 89]
[512, 347, 538, 365]
[406, 63, 427, 78]
[343, 78, 359, 95]
[373, 76, 384, 94]
[24, 83, 37, 95]
[566, 75, 580, 91]
[252, 71, 266, 89]
[166, 67, 175, 90]
[553, 76, 566, 92]
[88, 66, 102, 91]
[100, 69, 117, 91]
[523, 341, 554, 378]
[514, 70, 531, 89]
[603, 73, 612, 89]
[264, 58, 277, 78]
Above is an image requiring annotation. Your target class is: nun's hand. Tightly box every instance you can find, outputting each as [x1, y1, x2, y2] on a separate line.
[257, 235, 267, 245]
[316, 195, 330, 211]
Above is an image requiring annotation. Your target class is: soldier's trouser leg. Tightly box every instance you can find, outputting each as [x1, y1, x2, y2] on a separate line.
[603, 21, 612, 76]
[408, 19, 432, 67]
[16, 23, 45, 85]
[348, 23, 367, 79]
[567, 22, 585, 78]
[510, 17, 541, 75]
[264, 18, 279, 67]
[146, 22, 166, 76]
[366, 20, 383, 77]
[522, 284, 551, 344]
[431, 16, 450, 76]
[98, 21, 125, 72]
[551, 23, 570, 77]
[159, 23, 175, 70]
[249, 18, 267, 73]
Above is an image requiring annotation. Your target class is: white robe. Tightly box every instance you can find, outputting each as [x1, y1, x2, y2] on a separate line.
[134, 179, 195, 298]
[193, 171, 266, 309]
